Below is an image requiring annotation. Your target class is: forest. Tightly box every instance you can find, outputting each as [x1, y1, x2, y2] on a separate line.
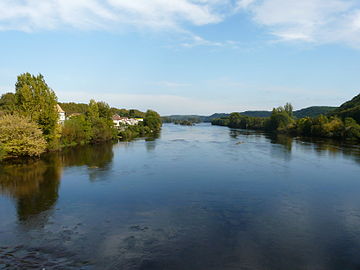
[211, 96, 360, 141]
[0, 73, 162, 160]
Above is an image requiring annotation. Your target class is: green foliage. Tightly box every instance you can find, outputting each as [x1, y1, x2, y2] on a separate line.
[332, 93, 360, 123]
[266, 105, 295, 131]
[110, 108, 146, 118]
[117, 110, 162, 141]
[58, 102, 88, 114]
[84, 100, 117, 143]
[294, 106, 337, 118]
[0, 92, 16, 112]
[173, 120, 195, 126]
[86, 99, 100, 121]
[61, 115, 92, 146]
[0, 114, 47, 158]
[0, 143, 6, 161]
[118, 124, 152, 141]
[14, 73, 59, 143]
[144, 110, 162, 132]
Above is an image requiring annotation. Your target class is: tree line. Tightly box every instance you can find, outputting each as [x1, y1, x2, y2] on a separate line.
[0, 73, 162, 160]
[212, 100, 360, 141]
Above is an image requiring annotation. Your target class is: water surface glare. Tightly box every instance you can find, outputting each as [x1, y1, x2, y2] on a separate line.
[1, 123, 360, 270]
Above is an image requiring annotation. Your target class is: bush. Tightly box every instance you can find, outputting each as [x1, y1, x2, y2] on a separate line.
[61, 115, 92, 146]
[0, 114, 47, 158]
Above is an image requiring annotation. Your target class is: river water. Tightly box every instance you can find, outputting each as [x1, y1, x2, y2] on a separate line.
[1, 123, 360, 270]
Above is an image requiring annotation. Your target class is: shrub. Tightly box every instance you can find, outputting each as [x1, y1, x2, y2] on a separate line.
[0, 114, 47, 158]
[61, 115, 92, 146]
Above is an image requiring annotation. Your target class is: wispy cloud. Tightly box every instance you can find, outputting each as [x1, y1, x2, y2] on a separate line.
[238, 0, 360, 47]
[153, 81, 191, 88]
[180, 34, 242, 48]
[0, 0, 236, 32]
[1, 0, 360, 48]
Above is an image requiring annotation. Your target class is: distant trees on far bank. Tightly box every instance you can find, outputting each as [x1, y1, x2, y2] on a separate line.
[212, 97, 360, 142]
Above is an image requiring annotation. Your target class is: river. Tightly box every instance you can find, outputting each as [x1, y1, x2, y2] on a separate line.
[1, 123, 360, 270]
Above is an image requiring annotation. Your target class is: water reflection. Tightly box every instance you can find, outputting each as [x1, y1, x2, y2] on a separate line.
[0, 158, 61, 222]
[228, 128, 360, 164]
[0, 142, 115, 222]
[1, 125, 360, 270]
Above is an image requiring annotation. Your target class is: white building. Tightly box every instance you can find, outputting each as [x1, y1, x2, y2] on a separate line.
[56, 104, 66, 123]
[112, 114, 143, 128]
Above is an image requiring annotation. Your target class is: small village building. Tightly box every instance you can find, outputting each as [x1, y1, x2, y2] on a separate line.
[56, 104, 66, 123]
[112, 114, 143, 128]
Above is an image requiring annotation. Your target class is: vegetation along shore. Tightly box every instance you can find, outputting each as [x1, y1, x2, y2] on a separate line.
[211, 95, 360, 141]
[0, 73, 162, 161]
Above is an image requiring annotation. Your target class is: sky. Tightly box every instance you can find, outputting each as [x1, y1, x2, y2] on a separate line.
[0, 0, 360, 115]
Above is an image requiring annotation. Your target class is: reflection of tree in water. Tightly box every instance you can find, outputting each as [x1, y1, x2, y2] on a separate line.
[266, 133, 293, 161]
[0, 157, 62, 222]
[59, 142, 114, 181]
[0, 143, 115, 221]
[145, 135, 159, 152]
[268, 134, 293, 152]
[298, 137, 360, 164]
[229, 129, 254, 139]
[59, 142, 114, 169]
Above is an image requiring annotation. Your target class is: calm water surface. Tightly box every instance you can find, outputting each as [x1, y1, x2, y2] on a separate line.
[1, 123, 360, 270]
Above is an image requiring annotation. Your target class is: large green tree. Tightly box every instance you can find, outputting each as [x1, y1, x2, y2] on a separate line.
[15, 73, 59, 142]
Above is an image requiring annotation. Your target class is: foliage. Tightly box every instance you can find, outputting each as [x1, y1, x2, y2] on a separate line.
[212, 101, 360, 142]
[174, 120, 195, 126]
[118, 124, 152, 141]
[332, 93, 360, 123]
[144, 110, 162, 132]
[265, 106, 294, 131]
[294, 106, 337, 118]
[0, 73, 162, 160]
[0, 92, 16, 112]
[14, 73, 59, 143]
[58, 102, 88, 114]
[118, 110, 162, 141]
[61, 115, 92, 146]
[110, 108, 146, 118]
[0, 114, 47, 158]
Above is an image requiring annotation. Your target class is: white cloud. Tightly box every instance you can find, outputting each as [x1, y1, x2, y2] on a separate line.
[0, 0, 236, 32]
[1, 0, 360, 48]
[239, 0, 360, 47]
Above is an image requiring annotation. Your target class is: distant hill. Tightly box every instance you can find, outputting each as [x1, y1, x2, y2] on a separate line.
[293, 106, 337, 118]
[240, 111, 271, 118]
[164, 106, 337, 122]
[332, 93, 360, 123]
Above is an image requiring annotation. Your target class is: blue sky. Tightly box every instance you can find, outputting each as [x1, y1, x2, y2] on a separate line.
[0, 0, 360, 115]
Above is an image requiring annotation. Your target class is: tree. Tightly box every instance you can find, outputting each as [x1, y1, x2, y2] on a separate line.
[85, 99, 116, 143]
[144, 110, 162, 132]
[0, 92, 16, 112]
[86, 99, 99, 121]
[15, 73, 59, 142]
[97, 101, 112, 120]
[61, 115, 92, 146]
[284, 103, 293, 117]
[0, 114, 47, 158]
